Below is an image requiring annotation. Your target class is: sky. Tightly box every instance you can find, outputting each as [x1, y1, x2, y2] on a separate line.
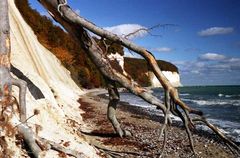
[29, 0, 240, 86]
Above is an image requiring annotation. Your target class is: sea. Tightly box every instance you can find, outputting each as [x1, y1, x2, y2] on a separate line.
[119, 85, 240, 143]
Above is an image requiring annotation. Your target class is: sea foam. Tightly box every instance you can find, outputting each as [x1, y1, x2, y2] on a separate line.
[182, 98, 240, 106]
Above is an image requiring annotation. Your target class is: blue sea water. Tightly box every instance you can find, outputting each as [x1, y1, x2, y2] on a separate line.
[119, 85, 240, 142]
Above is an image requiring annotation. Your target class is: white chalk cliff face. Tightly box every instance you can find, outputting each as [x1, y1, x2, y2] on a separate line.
[148, 71, 182, 87]
[7, 0, 180, 155]
[107, 52, 128, 76]
[107, 53, 182, 87]
[8, 0, 98, 157]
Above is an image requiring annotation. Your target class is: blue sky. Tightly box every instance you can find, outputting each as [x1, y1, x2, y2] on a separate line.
[29, 0, 240, 86]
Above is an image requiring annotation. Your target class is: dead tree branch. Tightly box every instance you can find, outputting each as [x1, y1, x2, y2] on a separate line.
[193, 117, 240, 153]
[124, 23, 175, 39]
[37, 137, 85, 158]
[92, 142, 154, 157]
[17, 124, 43, 157]
[38, 0, 239, 155]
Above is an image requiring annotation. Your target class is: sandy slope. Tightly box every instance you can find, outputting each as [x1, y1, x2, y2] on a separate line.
[7, 0, 99, 157]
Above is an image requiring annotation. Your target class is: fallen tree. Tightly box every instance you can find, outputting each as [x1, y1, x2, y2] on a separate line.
[37, 0, 239, 156]
[1, 0, 238, 157]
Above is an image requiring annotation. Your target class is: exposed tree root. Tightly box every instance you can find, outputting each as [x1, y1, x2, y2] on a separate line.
[37, 137, 85, 158]
[1, 94, 86, 158]
[158, 128, 167, 158]
[10, 77, 27, 122]
[0, 70, 41, 158]
[92, 142, 171, 158]
[37, 0, 239, 156]
[0, 71, 83, 157]
[193, 117, 240, 156]
[158, 90, 170, 157]
[17, 124, 43, 157]
[106, 79, 132, 137]
[92, 143, 152, 158]
[17, 124, 87, 158]
[159, 90, 171, 140]
[159, 91, 240, 155]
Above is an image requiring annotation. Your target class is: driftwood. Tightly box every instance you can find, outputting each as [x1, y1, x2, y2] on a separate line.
[36, 137, 85, 158]
[38, 0, 239, 156]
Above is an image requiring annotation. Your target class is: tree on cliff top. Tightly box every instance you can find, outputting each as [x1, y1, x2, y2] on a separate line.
[37, 0, 239, 156]
[15, 0, 179, 88]
[1, 0, 239, 157]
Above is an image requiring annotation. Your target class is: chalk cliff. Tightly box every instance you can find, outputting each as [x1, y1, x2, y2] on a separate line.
[108, 53, 182, 87]
[9, 0, 98, 157]
[148, 71, 182, 87]
[7, 0, 181, 156]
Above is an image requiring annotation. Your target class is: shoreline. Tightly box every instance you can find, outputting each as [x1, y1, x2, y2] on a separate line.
[79, 89, 235, 157]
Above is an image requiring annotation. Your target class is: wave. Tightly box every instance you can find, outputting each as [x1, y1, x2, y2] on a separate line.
[194, 118, 240, 142]
[120, 93, 240, 142]
[120, 92, 240, 143]
[208, 118, 240, 129]
[164, 112, 240, 142]
[120, 93, 154, 108]
[218, 93, 240, 98]
[208, 119, 240, 142]
[182, 98, 240, 106]
[218, 93, 224, 97]
[161, 112, 240, 142]
[180, 93, 190, 96]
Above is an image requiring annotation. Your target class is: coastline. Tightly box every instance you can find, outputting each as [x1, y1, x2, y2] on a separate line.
[79, 89, 235, 158]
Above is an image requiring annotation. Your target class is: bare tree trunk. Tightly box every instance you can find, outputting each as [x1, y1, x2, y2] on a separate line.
[0, 0, 27, 122]
[0, 0, 14, 126]
[0, 0, 11, 91]
[0, 1, 43, 157]
[39, 0, 168, 134]
[106, 78, 132, 137]
[38, 0, 240, 155]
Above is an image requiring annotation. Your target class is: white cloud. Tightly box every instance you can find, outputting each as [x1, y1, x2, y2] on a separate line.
[175, 54, 240, 76]
[152, 47, 173, 53]
[104, 24, 148, 39]
[227, 58, 240, 63]
[199, 53, 226, 61]
[174, 54, 240, 85]
[198, 27, 234, 36]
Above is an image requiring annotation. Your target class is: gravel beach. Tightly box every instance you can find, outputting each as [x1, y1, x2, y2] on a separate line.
[79, 89, 237, 158]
